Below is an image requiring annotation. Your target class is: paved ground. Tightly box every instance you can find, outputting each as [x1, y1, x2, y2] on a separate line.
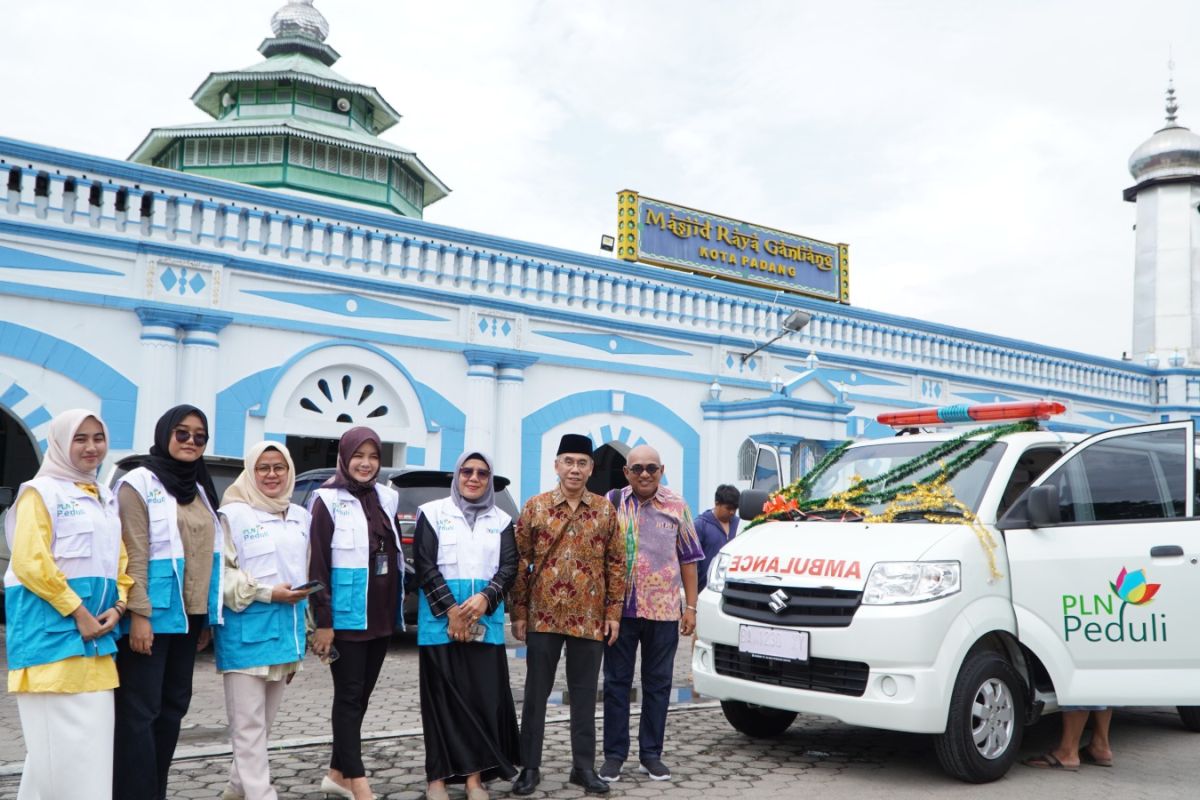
[0, 628, 1196, 798]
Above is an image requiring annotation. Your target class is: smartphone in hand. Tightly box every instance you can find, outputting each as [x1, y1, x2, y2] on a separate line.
[291, 580, 325, 595]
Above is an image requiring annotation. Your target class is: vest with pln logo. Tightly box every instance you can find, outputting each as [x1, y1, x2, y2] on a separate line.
[117, 467, 223, 634]
[415, 496, 511, 646]
[213, 501, 310, 671]
[312, 484, 403, 630]
[3, 477, 123, 669]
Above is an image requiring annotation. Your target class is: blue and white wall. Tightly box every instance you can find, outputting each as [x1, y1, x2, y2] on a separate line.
[0, 135, 1193, 508]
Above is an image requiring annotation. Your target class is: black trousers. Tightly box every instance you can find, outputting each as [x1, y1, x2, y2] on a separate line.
[112, 614, 205, 800]
[329, 636, 390, 778]
[520, 631, 604, 771]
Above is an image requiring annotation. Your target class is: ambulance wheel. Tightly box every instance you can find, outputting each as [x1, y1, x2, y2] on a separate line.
[1177, 707, 1200, 731]
[934, 652, 1025, 783]
[720, 700, 797, 738]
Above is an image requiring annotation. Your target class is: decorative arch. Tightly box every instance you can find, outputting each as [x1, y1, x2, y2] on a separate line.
[0, 322, 138, 448]
[0, 372, 48, 460]
[215, 339, 465, 466]
[521, 390, 700, 510]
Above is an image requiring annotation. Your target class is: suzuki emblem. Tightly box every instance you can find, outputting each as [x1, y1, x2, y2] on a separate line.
[768, 589, 789, 614]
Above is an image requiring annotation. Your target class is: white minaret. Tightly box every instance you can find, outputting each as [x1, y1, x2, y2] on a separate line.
[1126, 75, 1200, 365]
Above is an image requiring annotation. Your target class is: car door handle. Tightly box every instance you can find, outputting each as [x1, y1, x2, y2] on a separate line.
[1150, 545, 1184, 557]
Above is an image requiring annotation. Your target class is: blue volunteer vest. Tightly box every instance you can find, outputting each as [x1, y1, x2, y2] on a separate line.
[2, 477, 123, 670]
[117, 468, 223, 634]
[312, 484, 404, 631]
[415, 496, 511, 646]
[213, 501, 311, 672]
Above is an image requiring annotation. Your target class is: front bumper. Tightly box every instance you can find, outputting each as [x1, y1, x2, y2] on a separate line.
[692, 588, 976, 734]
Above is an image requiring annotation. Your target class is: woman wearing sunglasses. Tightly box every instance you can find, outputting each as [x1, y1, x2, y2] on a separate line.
[4, 409, 131, 800]
[414, 451, 519, 800]
[213, 441, 311, 800]
[113, 404, 224, 800]
[308, 426, 403, 800]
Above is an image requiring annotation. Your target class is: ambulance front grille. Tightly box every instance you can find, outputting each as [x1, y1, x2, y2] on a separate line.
[712, 644, 869, 697]
[721, 581, 861, 627]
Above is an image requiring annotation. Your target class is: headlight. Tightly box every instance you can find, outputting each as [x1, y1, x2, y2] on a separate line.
[707, 552, 732, 593]
[861, 561, 960, 605]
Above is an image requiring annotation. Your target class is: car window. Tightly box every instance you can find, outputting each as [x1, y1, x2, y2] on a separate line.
[1040, 428, 1187, 523]
[752, 448, 780, 492]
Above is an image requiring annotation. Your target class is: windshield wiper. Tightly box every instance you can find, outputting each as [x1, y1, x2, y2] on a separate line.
[890, 508, 967, 522]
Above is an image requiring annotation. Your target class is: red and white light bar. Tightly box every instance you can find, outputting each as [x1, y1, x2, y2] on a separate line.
[877, 401, 1066, 427]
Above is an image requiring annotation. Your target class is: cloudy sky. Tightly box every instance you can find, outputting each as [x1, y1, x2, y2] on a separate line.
[3, 1, 1195, 360]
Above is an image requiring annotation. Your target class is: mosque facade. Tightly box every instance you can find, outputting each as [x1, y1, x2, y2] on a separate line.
[2, 1, 1200, 510]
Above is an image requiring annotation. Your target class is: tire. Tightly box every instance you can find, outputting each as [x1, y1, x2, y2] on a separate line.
[1178, 707, 1200, 731]
[720, 700, 797, 738]
[934, 652, 1025, 783]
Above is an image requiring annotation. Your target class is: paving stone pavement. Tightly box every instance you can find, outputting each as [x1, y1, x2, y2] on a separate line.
[1, 626, 1197, 797]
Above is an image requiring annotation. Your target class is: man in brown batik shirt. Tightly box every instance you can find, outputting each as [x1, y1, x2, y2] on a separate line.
[510, 433, 625, 796]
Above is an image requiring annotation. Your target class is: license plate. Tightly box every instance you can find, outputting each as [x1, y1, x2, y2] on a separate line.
[738, 625, 809, 662]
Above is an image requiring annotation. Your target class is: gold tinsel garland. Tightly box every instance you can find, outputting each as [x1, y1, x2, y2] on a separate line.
[801, 472, 1003, 581]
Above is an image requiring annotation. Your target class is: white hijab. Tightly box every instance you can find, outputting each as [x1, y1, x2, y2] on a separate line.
[35, 409, 109, 485]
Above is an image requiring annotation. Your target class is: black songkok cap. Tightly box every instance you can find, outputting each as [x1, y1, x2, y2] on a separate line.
[556, 433, 593, 457]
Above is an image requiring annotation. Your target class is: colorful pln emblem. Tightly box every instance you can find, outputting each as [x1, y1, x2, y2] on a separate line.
[1110, 567, 1160, 605]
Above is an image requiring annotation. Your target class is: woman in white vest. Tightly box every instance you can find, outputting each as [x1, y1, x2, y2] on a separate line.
[415, 450, 519, 800]
[113, 404, 224, 800]
[4, 408, 132, 800]
[308, 426, 403, 800]
[213, 441, 310, 800]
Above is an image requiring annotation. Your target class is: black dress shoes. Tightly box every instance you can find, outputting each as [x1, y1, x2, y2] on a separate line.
[511, 768, 541, 796]
[568, 768, 610, 794]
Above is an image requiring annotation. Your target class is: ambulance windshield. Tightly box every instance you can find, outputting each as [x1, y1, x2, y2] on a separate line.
[805, 441, 1008, 514]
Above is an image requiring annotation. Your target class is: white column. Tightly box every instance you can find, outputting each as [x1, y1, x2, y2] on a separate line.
[496, 366, 525, 496]
[134, 313, 179, 452]
[464, 358, 498, 457]
[179, 326, 221, 426]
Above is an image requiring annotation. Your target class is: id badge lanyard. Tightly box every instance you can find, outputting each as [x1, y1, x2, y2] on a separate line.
[372, 529, 389, 576]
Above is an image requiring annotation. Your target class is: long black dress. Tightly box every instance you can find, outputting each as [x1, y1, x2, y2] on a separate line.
[414, 507, 520, 784]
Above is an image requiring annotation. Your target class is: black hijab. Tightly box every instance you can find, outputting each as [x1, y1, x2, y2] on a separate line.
[144, 404, 219, 509]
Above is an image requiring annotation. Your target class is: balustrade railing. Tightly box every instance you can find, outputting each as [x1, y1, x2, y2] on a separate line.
[0, 155, 1156, 404]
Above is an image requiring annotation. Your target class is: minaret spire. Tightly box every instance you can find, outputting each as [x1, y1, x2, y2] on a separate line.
[1166, 56, 1179, 126]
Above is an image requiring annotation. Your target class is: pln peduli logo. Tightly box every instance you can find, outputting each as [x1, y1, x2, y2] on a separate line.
[1062, 567, 1165, 644]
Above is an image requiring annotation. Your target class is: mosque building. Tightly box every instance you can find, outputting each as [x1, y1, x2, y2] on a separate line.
[2, 0, 1199, 511]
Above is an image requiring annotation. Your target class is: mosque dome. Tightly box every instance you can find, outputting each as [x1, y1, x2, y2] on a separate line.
[1128, 82, 1200, 181]
[270, 0, 329, 43]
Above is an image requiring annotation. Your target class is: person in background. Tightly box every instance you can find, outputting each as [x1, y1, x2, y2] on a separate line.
[510, 434, 625, 796]
[600, 445, 703, 784]
[114, 404, 223, 800]
[414, 451, 520, 800]
[214, 442, 311, 800]
[1023, 708, 1114, 771]
[308, 426, 403, 800]
[695, 484, 740, 592]
[4, 409, 132, 800]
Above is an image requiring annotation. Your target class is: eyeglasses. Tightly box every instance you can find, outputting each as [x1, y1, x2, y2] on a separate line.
[459, 467, 491, 480]
[173, 429, 209, 446]
[558, 457, 592, 469]
[627, 464, 661, 476]
[255, 464, 290, 476]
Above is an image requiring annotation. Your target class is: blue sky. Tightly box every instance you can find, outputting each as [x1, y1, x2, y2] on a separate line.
[3, 0, 1196, 359]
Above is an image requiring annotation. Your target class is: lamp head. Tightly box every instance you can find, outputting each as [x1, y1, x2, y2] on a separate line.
[782, 309, 812, 332]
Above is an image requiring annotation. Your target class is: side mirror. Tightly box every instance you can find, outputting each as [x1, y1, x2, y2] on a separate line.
[0, 486, 13, 510]
[1026, 484, 1061, 529]
[739, 489, 769, 521]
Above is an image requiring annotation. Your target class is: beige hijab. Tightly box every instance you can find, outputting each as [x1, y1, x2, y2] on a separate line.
[222, 441, 296, 514]
[36, 409, 109, 485]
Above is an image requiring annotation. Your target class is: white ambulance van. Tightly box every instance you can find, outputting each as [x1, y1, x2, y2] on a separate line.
[693, 402, 1200, 782]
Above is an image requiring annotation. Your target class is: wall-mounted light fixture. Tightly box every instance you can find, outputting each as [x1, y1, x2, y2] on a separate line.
[740, 309, 812, 364]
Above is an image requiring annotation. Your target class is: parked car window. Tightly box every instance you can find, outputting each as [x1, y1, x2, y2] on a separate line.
[751, 448, 780, 492]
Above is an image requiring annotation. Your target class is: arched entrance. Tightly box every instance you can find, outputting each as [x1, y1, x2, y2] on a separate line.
[0, 405, 39, 491]
[587, 443, 629, 498]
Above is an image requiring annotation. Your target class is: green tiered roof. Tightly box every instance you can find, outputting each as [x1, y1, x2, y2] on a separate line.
[129, 0, 448, 217]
